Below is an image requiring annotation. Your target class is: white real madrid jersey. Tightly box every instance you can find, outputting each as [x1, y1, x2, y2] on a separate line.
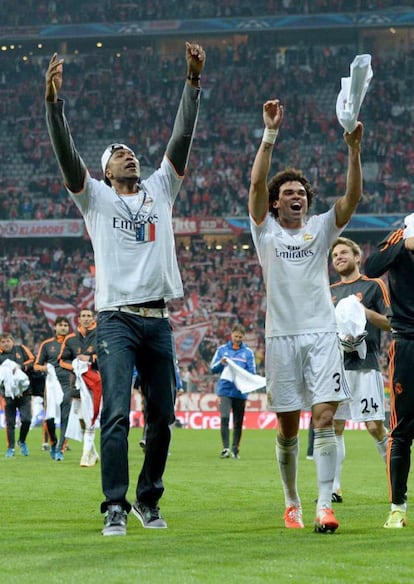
[250, 207, 344, 337]
[68, 157, 184, 310]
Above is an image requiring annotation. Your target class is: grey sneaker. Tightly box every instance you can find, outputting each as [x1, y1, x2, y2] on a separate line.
[102, 504, 127, 536]
[132, 502, 167, 529]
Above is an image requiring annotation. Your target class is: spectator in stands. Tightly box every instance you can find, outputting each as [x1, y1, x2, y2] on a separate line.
[1, 32, 412, 220]
[248, 98, 363, 533]
[0, 332, 35, 457]
[6, 0, 414, 26]
[45, 41, 205, 536]
[210, 323, 256, 459]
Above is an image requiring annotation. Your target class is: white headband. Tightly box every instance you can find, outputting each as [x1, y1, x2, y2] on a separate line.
[101, 143, 135, 175]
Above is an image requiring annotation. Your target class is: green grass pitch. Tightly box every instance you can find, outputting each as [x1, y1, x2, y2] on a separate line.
[2, 427, 413, 583]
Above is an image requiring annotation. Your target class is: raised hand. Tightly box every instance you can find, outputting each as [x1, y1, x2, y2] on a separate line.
[186, 41, 206, 77]
[263, 99, 284, 130]
[45, 53, 64, 102]
[344, 121, 363, 150]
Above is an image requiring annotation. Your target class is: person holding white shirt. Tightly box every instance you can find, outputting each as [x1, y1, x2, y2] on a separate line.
[210, 324, 256, 460]
[248, 98, 363, 533]
[45, 42, 205, 536]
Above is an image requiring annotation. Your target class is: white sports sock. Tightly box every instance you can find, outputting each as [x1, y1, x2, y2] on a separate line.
[313, 427, 337, 511]
[92, 440, 99, 457]
[30, 396, 44, 428]
[391, 503, 407, 512]
[375, 434, 388, 463]
[275, 434, 300, 508]
[82, 428, 95, 456]
[333, 434, 345, 494]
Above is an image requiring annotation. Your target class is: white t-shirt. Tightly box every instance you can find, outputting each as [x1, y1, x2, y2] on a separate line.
[250, 207, 344, 336]
[68, 157, 183, 310]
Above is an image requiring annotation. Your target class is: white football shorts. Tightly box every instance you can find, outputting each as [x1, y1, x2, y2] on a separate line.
[266, 332, 351, 413]
[335, 369, 385, 422]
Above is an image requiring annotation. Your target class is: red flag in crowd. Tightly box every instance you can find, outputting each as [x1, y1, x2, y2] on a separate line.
[173, 322, 209, 361]
[169, 292, 199, 326]
[38, 296, 78, 330]
[78, 287, 95, 310]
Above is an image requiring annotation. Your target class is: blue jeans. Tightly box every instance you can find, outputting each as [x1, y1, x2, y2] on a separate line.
[97, 310, 176, 512]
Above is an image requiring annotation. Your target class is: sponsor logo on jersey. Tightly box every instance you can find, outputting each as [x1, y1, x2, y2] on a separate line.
[113, 213, 159, 231]
[274, 244, 314, 259]
[112, 213, 159, 242]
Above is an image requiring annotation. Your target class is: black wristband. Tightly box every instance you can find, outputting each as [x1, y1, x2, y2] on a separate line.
[187, 74, 201, 81]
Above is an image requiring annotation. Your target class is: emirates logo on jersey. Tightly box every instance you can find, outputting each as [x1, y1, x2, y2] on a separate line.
[275, 247, 314, 259]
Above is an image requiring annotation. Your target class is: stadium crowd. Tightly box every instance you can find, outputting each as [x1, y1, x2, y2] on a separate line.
[1, 2, 411, 391]
[0, 236, 391, 395]
[0, 37, 413, 222]
[1, 0, 413, 27]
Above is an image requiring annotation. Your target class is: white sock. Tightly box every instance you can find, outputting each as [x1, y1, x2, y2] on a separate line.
[391, 503, 407, 512]
[30, 397, 44, 428]
[375, 435, 388, 463]
[82, 428, 95, 456]
[313, 427, 337, 511]
[333, 434, 345, 494]
[276, 434, 300, 508]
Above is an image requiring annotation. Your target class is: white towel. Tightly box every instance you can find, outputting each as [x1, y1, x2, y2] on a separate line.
[335, 295, 367, 359]
[0, 359, 30, 398]
[403, 213, 414, 239]
[336, 54, 373, 133]
[72, 358, 95, 429]
[66, 399, 83, 442]
[221, 358, 266, 394]
[45, 363, 64, 422]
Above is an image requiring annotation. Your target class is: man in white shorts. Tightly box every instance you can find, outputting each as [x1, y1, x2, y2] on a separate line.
[330, 237, 391, 502]
[249, 98, 363, 533]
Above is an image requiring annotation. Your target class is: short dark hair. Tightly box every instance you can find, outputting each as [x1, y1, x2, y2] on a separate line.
[79, 309, 94, 316]
[54, 316, 70, 326]
[267, 167, 314, 219]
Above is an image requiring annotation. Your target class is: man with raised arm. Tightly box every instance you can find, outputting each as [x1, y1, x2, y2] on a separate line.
[249, 98, 363, 533]
[45, 42, 205, 536]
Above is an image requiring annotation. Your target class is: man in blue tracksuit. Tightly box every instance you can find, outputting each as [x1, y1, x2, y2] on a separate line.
[210, 324, 256, 459]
